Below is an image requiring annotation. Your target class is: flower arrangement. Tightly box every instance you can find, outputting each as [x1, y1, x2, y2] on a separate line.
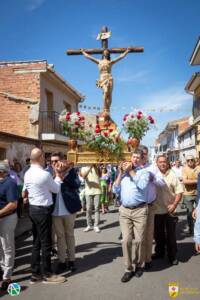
[87, 121, 125, 160]
[123, 110, 155, 141]
[59, 111, 86, 140]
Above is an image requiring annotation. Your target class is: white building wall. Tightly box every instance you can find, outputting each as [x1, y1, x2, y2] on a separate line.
[40, 75, 79, 113]
[179, 128, 196, 162]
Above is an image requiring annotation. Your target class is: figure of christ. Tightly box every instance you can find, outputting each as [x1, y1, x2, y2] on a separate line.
[81, 48, 130, 113]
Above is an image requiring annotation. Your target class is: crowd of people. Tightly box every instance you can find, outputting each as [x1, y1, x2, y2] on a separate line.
[0, 146, 200, 290]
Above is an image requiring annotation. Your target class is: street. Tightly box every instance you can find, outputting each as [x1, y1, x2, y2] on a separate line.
[2, 207, 200, 300]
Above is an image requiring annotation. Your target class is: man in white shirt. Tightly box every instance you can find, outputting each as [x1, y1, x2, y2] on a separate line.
[23, 148, 65, 285]
[81, 164, 101, 233]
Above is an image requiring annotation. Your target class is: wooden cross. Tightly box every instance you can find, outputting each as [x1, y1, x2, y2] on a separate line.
[66, 26, 144, 116]
[66, 26, 144, 57]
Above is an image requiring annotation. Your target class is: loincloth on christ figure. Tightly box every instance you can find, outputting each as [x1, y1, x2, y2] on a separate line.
[96, 75, 113, 91]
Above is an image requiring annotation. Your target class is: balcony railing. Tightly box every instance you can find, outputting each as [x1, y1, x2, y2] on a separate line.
[39, 111, 63, 135]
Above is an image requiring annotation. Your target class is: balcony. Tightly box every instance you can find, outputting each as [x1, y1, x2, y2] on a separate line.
[40, 111, 62, 134]
[39, 111, 68, 142]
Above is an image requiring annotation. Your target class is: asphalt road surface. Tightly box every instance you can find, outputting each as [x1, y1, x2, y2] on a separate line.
[1, 207, 200, 300]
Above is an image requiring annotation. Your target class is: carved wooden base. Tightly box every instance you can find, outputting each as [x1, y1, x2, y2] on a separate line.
[67, 150, 132, 165]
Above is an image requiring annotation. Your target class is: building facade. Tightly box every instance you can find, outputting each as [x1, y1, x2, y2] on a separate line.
[185, 37, 200, 157]
[155, 117, 190, 162]
[179, 126, 196, 162]
[0, 60, 84, 164]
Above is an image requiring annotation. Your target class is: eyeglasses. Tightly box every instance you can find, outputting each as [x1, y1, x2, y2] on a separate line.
[187, 159, 194, 162]
[51, 160, 58, 163]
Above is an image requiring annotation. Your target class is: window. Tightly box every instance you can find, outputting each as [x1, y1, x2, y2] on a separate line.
[46, 90, 54, 117]
[63, 101, 72, 113]
[193, 94, 200, 120]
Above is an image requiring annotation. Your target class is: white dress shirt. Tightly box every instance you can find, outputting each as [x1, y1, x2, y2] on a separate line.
[24, 164, 60, 207]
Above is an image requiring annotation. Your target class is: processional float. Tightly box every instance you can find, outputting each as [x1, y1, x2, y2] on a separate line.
[61, 27, 154, 164]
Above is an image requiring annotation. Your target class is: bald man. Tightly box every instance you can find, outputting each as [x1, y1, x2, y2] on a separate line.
[23, 148, 65, 284]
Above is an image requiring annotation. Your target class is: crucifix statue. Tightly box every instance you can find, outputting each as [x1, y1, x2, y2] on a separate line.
[67, 26, 144, 116]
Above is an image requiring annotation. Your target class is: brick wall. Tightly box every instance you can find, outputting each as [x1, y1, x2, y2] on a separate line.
[0, 61, 47, 100]
[0, 95, 31, 137]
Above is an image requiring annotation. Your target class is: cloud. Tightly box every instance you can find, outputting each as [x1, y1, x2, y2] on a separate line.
[142, 84, 192, 111]
[25, 0, 45, 11]
[116, 70, 149, 83]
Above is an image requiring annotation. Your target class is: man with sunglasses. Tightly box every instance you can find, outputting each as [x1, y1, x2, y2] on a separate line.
[46, 152, 64, 256]
[182, 154, 199, 235]
[45, 152, 64, 176]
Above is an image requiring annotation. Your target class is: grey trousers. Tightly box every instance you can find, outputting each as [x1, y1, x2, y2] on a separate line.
[85, 194, 100, 227]
[0, 213, 18, 279]
[53, 214, 76, 262]
[119, 205, 148, 271]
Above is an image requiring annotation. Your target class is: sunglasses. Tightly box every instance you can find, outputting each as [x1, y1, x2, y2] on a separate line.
[187, 159, 194, 162]
[51, 160, 58, 163]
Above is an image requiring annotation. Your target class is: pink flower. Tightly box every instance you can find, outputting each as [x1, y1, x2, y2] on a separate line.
[76, 112, 81, 116]
[74, 121, 79, 126]
[66, 115, 70, 121]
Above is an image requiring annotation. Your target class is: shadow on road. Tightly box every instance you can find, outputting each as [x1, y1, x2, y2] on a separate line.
[60, 241, 122, 278]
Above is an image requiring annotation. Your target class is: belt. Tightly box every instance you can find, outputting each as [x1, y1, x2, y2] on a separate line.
[123, 203, 147, 209]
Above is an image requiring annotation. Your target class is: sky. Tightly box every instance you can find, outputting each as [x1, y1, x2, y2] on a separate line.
[0, 0, 200, 146]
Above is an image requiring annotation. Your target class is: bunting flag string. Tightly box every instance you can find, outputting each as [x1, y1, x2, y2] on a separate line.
[78, 104, 189, 113]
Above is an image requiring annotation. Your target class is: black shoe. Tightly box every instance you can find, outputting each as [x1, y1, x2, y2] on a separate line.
[169, 258, 179, 266]
[29, 275, 42, 285]
[51, 248, 58, 257]
[189, 228, 194, 235]
[135, 267, 143, 278]
[68, 261, 76, 272]
[0, 268, 3, 281]
[118, 233, 122, 240]
[152, 253, 164, 260]
[144, 262, 152, 270]
[1, 279, 11, 291]
[55, 262, 67, 274]
[121, 271, 134, 283]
